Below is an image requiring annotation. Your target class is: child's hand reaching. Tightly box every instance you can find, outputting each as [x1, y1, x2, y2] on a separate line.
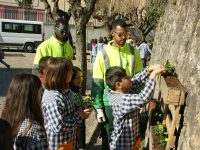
[79, 108, 93, 119]
[149, 65, 165, 80]
[148, 64, 164, 73]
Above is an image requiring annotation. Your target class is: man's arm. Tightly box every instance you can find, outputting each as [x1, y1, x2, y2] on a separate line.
[91, 51, 105, 109]
[65, 42, 74, 60]
[32, 45, 44, 75]
[91, 52, 106, 123]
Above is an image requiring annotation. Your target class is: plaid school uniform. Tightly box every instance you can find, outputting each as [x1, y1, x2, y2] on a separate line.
[108, 69, 155, 150]
[14, 118, 48, 150]
[70, 87, 86, 149]
[42, 89, 82, 149]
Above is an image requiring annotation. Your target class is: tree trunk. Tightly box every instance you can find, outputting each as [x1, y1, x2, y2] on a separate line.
[75, 23, 87, 95]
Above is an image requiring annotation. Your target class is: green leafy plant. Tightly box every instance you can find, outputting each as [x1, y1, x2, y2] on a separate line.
[154, 123, 168, 147]
[15, 0, 33, 9]
[82, 95, 94, 109]
[164, 60, 175, 75]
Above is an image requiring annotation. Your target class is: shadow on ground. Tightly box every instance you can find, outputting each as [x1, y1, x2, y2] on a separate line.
[0, 68, 32, 96]
[3, 49, 36, 53]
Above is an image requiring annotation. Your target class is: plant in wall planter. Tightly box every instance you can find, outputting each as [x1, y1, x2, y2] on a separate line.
[152, 123, 168, 150]
[163, 60, 176, 77]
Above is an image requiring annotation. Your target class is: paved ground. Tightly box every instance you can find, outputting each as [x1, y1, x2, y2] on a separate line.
[0, 50, 102, 149]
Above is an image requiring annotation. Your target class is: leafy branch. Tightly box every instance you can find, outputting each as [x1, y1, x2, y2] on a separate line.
[15, 0, 33, 9]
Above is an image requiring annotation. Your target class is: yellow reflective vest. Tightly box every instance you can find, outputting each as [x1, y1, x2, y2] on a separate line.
[33, 36, 73, 72]
[92, 41, 143, 108]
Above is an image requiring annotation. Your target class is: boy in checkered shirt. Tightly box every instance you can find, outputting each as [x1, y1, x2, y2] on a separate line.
[105, 64, 165, 150]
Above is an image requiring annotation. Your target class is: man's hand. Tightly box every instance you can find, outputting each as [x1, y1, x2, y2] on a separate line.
[96, 109, 106, 123]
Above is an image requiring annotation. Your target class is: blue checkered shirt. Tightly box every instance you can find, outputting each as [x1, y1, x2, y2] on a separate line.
[42, 89, 82, 149]
[70, 88, 83, 110]
[14, 118, 48, 149]
[108, 69, 155, 150]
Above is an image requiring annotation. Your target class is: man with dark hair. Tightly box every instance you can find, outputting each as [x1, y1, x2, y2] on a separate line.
[91, 19, 143, 150]
[32, 18, 74, 75]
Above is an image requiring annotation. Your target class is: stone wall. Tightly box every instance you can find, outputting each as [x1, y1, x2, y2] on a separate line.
[151, 0, 200, 149]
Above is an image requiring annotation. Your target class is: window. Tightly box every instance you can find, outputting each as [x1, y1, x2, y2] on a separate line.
[2, 22, 12, 32]
[34, 25, 41, 34]
[23, 24, 41, 34]
[4, 7, 18, 19]
[2, 22, 41, 34]
[24, 10, 37, 21]
[13, 23, 22, 33]
[24, 24, 34, 32]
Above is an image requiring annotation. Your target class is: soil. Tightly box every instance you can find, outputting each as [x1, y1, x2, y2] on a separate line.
[164, 76, 180, 88]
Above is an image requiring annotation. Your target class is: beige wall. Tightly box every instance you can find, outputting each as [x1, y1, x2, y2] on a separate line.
[0, 0, 44, 9]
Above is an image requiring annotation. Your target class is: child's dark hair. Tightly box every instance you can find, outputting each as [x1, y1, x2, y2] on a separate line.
[1, 73, 43, 138]
[70, 66, 82, 85]
[43, 57, 73, 91]
[106, 66, 127, 90]
[38, 56, 51, 74]
[111, 19, 127, 29]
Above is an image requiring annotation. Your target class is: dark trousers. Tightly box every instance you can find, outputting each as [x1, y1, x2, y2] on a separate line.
[76, 121, 86, 150]
[101, 106, 113, 150]
[0, 59, 10, 68]
[141, 59, 147, 68]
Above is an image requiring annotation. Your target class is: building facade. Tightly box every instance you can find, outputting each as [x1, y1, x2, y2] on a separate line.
[0, 0, 108, 42]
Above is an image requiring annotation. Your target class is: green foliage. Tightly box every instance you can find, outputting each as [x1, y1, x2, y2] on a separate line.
[15, 0, 33, 9]
[164, 60, 175, 74]
[82, 95, 94, 109]
[145, 0, 168, 25]
[154, 124, 168, 147]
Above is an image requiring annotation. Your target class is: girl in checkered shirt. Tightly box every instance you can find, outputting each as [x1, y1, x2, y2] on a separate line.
[42, 57, 92, 150]
[105, 65, 165, 150]
[1, 73, 48, 149]
[70, 66, 86, 150]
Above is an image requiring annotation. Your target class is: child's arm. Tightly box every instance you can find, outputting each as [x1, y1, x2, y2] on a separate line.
[121, 65, 165, 114]
[121, 77, 155, 114]
[130, 68, 149, 89]
[131, 64, 164, 89]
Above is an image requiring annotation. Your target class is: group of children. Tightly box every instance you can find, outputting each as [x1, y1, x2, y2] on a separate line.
[1, 56, 91, 150]
[0, 55, 165, 150]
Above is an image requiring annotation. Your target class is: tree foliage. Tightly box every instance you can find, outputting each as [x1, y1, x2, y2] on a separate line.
[41, 0, 71, 23]
[15, 0, 34, 9]
[93, 0, 168, 41]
